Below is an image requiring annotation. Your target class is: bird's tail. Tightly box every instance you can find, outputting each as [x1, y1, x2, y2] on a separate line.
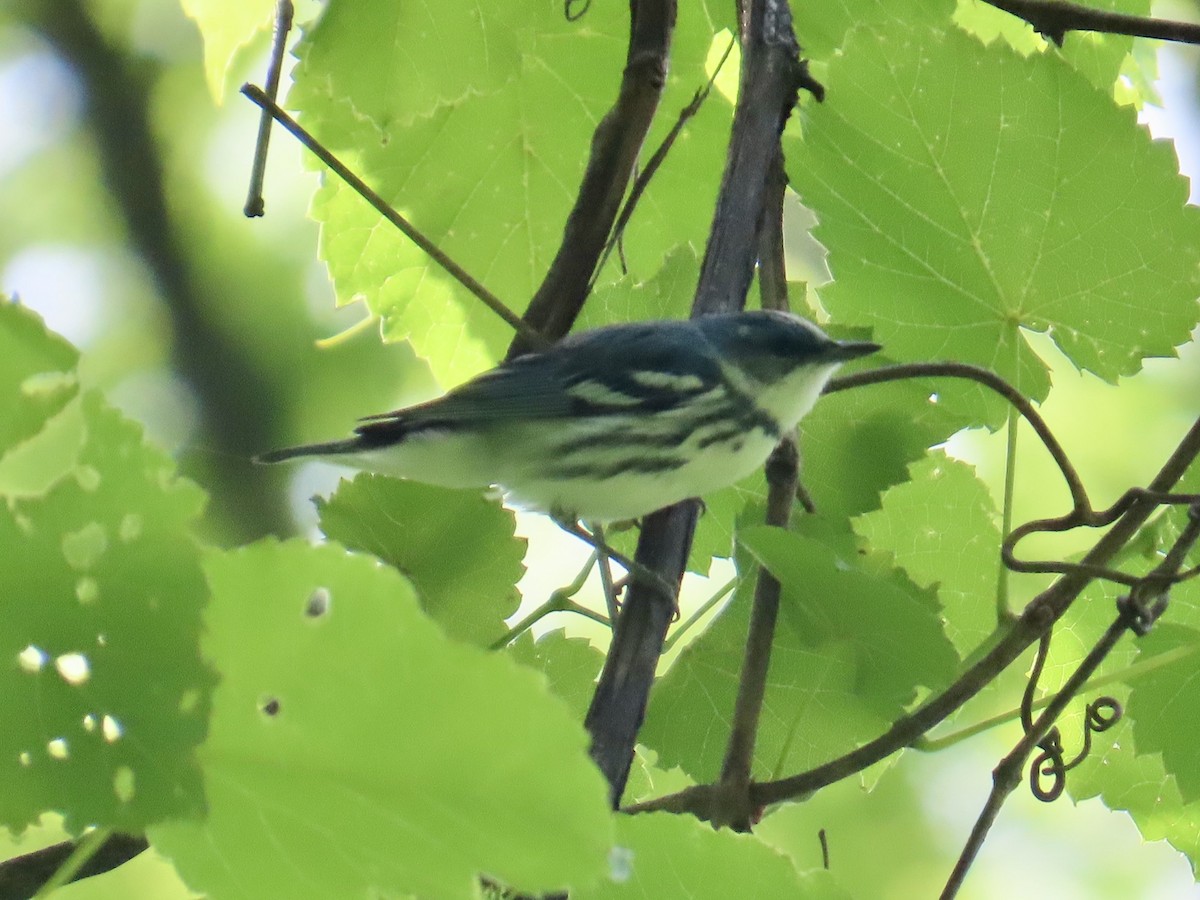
[253, 438, 364, 465]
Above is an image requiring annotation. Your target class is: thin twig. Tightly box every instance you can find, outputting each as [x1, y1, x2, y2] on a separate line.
[244, 0, 294, 217]
[707, 138, 796, 829]
[940, 613, 1129, 898]
[239, 83, 548, 351]
[984, 0, 1200, 46]
[488, 556, 599, 650]
[716, 438, 799, 827]
[915, 642, 1200, 750]
[589, 34, 737, 292]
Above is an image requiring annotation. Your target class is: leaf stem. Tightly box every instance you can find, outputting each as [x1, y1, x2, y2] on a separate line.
[33, 827, 111, 899]
[997, 402, 1019, 622]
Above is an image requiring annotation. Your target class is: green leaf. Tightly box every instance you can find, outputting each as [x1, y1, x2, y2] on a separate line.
[508, 629, 604, 721]
[0, 301, 79, 458]
[794, 0, 954, 61]
[954, 0, 1153, 95]
[642, 525, 958, 781]
[789, 21, 1200, 423]
[289, 2, 528, 129]
[292, 2, 728, 383]
[1126, 624, 1200, 804]
[855, 452, 1000, 652]
[150, 540, 612, 900]
[576, 813, 847, 899]
[801, 352, 965, 519]
[742, 525, 960, 713]
[576, 246, 701, 331]
[316, 474, 525, 646]
[0, 393, 211, 833]
[179, 0, 275, 100]
[1070, 704, 1200, 878]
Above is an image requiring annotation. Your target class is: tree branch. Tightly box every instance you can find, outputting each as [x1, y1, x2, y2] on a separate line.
[0, 833, 147, 900]
[506, 0, 677, 356]
[984, 0, 1200, 46]
[585, 0, 820, 808]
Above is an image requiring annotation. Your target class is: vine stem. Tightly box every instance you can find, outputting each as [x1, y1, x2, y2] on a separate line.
[917, 639, 1198, 750]
[941, 504, 1200, 897]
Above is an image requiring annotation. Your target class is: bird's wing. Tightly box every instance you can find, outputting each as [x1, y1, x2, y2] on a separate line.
[355, 320, 724, 439]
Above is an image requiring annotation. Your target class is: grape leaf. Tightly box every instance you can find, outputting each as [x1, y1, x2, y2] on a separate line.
[508, 629, 604, 721]
[1071, 704, 1200, 878]
[855, 452, 1000, 653]
[316, 474, 525, 646]
[575, 812, 848, 899]
[642, 525, 957, 781]
[0, 393, 211, 833]
[0, 301, 79, 458]
[291, 2, 728, 384]
[179, 0, 275, 100]
[789, 20, 1200, 424]
[151, 540, 612, 899]
[1126, 624, 1200, 804]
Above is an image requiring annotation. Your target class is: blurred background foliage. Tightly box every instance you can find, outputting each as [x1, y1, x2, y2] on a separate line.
[2, 0, 1199, 897]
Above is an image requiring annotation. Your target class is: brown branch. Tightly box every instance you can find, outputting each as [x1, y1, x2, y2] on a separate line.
[707, 141, 795, 829]
[584, 0, 821, 807]
[506, 0, 677, 356]
[585, 502, 700, 805]
[0, 834, 148, 899]
[984, 0, 1200, 46]
[714, 438, 799, 828]
[591, 35, 737, 291]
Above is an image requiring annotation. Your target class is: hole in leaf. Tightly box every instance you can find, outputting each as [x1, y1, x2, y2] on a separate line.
[75, 577, 99, 605]
[119, 513, 142, 542]
[113, 766, 135, 803]
[260, 696, 282, 717]
[62, 521, 107, 571]
[46, 738, 69, 759]
[101, 715, 122, 743]
[305, 587, 331, 618]
[55, 652, 90, 685]
[17, 645, 47, 673]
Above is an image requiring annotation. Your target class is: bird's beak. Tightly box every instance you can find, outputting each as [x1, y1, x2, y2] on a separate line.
[830, 340, 882, 362]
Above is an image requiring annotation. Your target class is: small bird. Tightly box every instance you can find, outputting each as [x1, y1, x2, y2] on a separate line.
[257, 310, 879, 523]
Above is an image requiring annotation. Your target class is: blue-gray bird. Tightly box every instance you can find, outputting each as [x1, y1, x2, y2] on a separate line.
[257, 310, 879, 522]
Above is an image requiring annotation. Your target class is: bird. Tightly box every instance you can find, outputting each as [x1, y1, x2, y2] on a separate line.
[256, 310, 879, 523]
